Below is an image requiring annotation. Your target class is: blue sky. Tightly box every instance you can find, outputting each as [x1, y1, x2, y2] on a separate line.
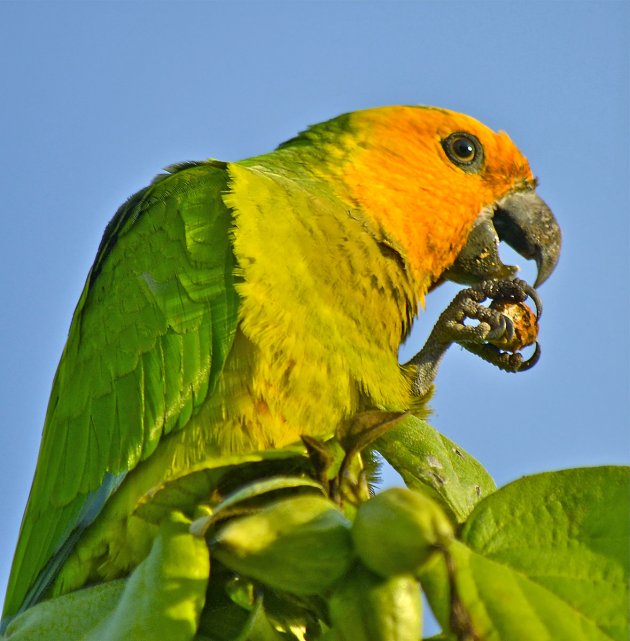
[0, 2, 628, 636]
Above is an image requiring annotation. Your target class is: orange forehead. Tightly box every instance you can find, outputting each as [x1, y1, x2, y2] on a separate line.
[338, 106, 534, 292]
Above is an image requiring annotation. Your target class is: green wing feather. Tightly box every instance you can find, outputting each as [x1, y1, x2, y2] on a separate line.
[3, 160, 240, 621]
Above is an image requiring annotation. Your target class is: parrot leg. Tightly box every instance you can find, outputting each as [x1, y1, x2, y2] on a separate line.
[406, 279, 542, 398]
[303, 412, 407, 505]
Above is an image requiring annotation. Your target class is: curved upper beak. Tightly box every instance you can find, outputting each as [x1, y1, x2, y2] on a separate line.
[444, 189, 561, 288]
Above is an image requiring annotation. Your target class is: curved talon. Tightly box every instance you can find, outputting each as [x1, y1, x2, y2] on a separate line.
[486, 312, 514, 343]
[526, 285, 542, 320]
[509, 279, 543, 320]
[471, 278, 542, 320]
[517, 341, 541, 371]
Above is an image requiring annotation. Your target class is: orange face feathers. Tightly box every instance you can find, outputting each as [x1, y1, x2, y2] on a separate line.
[333, 106, 535, 296]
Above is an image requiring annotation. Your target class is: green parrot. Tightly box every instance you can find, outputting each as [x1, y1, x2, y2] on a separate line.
[1, 106, 560, 629]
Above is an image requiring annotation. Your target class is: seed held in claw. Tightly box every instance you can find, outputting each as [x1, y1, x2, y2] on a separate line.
[488, 300, 539, 352]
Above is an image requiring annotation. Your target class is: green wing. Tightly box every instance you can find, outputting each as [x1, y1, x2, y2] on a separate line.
[3, 161, 240, 621]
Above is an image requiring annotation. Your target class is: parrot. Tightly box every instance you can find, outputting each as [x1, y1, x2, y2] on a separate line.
[1, 105, 560, 629]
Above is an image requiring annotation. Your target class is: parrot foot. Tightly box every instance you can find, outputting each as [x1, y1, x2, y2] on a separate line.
[302, 412, 407, 506]
[407, 278, 542, 398]
[437, 278, 541, 346]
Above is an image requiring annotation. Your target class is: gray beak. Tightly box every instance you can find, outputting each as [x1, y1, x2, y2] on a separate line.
[444, 189, 561, 288]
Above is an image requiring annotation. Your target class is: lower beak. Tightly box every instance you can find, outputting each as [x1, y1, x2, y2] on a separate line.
[444, 189, 561, 288]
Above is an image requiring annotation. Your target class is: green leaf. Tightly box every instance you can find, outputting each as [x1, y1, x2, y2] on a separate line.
[213, 495, 354, 596]
[196, 598, 285, 641]
[421, 466, 630, 641]
[3, 513, 209, 641]
[234, 600, 287, 641]
[85, 512, 209, 641]
[191, 474, 327, 538]
[195, 571, 255, 641]
[328, 564, 422, 641]
[352, 488, 453, 578]
[212, 475, 326, 515]
[2, 581, 125, 641]
[376, 415, 495, 522]
[134, 444, 308, 524]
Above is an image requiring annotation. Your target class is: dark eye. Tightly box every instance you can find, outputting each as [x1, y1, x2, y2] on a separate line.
[442, 132, 484, 172]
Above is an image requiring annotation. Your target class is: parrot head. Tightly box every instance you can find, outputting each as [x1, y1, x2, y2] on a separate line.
[295, 106, 561, 299]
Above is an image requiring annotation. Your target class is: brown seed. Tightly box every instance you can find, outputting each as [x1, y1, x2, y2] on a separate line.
[488, 300, 539, 352]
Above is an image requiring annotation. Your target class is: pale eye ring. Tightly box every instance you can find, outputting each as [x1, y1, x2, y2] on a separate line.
[442, 132, 484, 172]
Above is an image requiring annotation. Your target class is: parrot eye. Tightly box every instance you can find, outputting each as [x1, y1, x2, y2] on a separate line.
[442, 132, 484, 172]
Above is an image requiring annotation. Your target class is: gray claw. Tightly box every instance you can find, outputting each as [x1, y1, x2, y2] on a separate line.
[486, 313, 514, 343]
[523, 283, 542, 320]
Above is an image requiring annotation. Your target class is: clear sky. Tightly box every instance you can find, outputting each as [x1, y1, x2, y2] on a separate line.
[0, 2, 628, 637]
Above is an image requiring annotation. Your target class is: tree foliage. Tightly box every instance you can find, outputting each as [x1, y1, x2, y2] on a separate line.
[3, 416, 628, 641]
